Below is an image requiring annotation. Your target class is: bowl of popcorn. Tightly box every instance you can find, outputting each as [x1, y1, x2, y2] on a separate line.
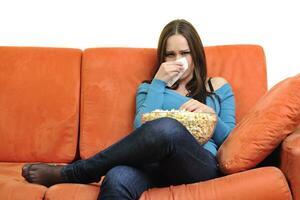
[142, 109, 217, 145]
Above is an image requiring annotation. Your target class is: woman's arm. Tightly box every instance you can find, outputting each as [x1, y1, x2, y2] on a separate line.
[211, 82, 236, 146]
[179, 77, 236, 146]
[134, 79, 167, 128]
[134, 60, 185, 128]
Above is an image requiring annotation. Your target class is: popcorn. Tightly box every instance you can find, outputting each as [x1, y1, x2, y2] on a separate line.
[142, 109, 217, 144]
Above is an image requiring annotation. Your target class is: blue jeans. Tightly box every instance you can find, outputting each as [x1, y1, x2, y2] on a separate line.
[62, 118, 218, 200]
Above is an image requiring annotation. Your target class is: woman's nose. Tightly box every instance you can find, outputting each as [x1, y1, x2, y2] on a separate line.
[175, 54, 183, 60]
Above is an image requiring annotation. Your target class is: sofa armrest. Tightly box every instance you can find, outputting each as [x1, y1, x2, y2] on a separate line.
[281, 126, 300, 200]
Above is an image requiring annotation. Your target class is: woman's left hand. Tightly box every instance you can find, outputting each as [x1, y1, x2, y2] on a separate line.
[179, 99, 215, 113]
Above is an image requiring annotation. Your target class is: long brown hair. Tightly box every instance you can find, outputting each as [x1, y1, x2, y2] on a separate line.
[154, 19, 211, 103]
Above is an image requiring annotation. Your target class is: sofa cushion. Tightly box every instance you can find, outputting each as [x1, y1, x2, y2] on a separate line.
[0, 47, 81, 162]
[281, 126, 300, 200]
[45, 183, 100, 200]
[205, 45, 267, 122]
[0, 163, 47, 200]
[80, 48, 157, 158]
[80, 45, 267, 159]
[218, 74, 300, 174]
[140, 167, 292, 200]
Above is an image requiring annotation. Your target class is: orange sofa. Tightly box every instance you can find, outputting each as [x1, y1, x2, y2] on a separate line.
[0, 45, 298, 199]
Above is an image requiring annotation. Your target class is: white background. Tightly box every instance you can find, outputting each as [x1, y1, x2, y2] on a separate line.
[1, 0, 299, 88]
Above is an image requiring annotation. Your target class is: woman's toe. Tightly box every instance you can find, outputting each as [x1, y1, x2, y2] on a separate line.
[22, 164, 32, 180]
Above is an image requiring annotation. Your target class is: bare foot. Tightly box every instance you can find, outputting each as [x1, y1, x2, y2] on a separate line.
[22, 163, 66, 187]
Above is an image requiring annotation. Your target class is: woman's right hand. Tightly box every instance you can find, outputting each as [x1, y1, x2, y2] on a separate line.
[154, 61, 184, 83]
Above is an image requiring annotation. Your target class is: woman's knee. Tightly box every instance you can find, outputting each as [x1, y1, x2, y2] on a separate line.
[143, 117, 188, 142]
[102, 166, 132, 188]
[100, 166, 152, 199]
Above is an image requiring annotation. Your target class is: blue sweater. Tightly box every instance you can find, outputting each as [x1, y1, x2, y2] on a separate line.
[134, 79, 236, 156]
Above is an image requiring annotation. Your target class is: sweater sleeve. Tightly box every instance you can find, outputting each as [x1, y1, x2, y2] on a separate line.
[212, 84, 236, 146]
[134, 79, 167, 129]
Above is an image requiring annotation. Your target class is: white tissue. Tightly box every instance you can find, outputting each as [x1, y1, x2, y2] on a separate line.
[167, 57, 189, 87]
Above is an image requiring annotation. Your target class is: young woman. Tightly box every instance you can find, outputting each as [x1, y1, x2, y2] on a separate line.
[22, 19, 235, 200]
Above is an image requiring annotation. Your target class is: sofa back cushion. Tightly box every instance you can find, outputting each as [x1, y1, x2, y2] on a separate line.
[205, 45, 267, 122]
[80, 45, 267, 158]
[0, 47, 81, 162]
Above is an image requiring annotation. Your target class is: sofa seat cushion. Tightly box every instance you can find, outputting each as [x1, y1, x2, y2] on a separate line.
[0, 162, 47, 200]
[140, 167, 291, 200]
[45, 183, 100, 200]
[218, 74, 300, 174]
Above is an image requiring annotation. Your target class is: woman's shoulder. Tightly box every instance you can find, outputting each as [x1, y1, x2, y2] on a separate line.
[137, 82, 151, 94]
[206, 77, 229, 92]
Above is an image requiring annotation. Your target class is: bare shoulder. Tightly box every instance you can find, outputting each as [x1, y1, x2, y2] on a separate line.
[207, 77, 228, 91]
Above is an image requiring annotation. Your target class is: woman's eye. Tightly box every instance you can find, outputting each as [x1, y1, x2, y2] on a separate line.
[182, 51, 190, 55]
[165, 53, 174, 57]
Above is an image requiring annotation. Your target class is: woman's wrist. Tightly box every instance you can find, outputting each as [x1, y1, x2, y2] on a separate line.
[151, 79, 167, 88]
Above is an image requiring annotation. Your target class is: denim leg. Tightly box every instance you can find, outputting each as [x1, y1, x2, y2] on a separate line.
[141, 120, 219, 186]
[98, 166, 156, 200]
[158, 140, 218, 186]
[62, 117, 217, 184]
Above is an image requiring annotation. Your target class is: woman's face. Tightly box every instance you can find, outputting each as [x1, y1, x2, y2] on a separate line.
[164, 34, 194, 81]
